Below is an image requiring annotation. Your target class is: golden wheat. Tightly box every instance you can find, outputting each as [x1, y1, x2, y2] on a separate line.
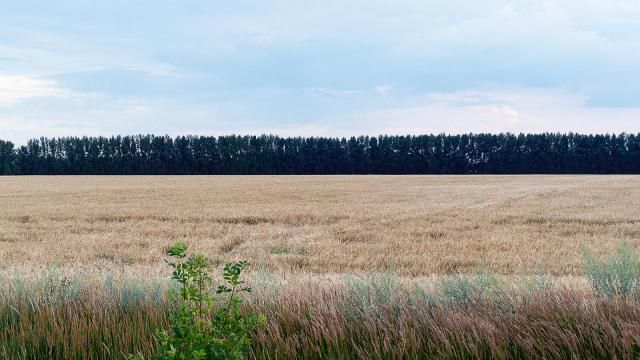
[1, 175, 639, 278]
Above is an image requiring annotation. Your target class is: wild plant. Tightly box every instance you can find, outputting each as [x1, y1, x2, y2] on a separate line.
[251, 264, 279, 296]
[440, 274, 476, 306]
[582, 240, 640, 298]
[439, 271, 504, 307]
[517, 265, 554, 295]
[131, 241, 264, 360]
[41, 270, 71, 304]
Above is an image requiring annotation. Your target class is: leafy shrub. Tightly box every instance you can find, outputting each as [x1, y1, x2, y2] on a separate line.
[348, 271, 401, 305]
[131, 241, 264, 360]
[440, 274, 476, 306]
[409, 283, 438, 308]
[517, 266, 554, 295]
[582, 240, 640, 298]
[439, 271, 503, 307]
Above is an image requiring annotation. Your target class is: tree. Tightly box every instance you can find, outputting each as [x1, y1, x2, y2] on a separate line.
[0, 139, 15, 175]
[4, 133, 640, 175]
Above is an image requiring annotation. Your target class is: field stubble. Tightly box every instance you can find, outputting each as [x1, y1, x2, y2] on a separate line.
[1, 175, 639, 279]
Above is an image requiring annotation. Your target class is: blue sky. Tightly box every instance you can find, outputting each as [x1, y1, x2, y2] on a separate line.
[1, 0, 640, 144]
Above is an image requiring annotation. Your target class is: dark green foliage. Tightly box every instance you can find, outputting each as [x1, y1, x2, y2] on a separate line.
[0, 139, 15, 175]
[4, 132, 640, 175]
[131, 242, 264, 360]
[167, 241, 188, 258]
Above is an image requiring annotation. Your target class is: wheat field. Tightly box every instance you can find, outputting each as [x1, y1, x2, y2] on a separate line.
[1, 175, 639, 278]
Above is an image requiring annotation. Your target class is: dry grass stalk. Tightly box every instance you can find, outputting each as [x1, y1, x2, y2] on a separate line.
[2, 275, 640, 359]
[1, 175, 640, 278]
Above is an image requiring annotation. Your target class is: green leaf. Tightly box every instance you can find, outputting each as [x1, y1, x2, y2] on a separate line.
[167, 241, 189, 258]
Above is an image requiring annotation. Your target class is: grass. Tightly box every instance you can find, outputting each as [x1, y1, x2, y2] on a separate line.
[0, 242, 639, 359]
[2, 175, 640, 358]
[1, 175, 640, 277]
[2, 269, 640, 359]
[0, 276, 169, 359]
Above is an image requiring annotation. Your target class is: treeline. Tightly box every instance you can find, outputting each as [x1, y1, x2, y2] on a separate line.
[1, 133, 640, 175]
[0, 139, 15, 175]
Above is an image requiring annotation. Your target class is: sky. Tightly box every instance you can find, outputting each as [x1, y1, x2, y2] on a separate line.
[1, 0, 640, 144]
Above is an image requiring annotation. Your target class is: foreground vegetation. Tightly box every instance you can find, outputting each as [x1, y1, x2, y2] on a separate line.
[3, 242, 640, 359]
[3, 275, 640, 359]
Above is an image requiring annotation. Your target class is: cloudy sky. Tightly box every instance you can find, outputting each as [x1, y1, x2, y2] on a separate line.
[1, 0, 640, 144]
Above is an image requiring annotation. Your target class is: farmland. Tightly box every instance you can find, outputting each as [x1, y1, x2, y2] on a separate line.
[3, 175, 640, 359]
[2, 175, 640, 279]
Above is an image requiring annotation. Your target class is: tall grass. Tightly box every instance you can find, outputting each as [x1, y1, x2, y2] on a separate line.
[251, 282, 640, 360]
[0, 276, 170, 359]
[3, 270, 640, 359]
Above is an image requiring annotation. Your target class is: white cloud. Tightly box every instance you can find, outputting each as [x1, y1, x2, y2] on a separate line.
[3, 87, 640, 146]
[374, 84, 392, 95]
[307, 85, 395, 98]
[306, 88, 364, 97]
[0, 115, 101, 143]
[0, 95, 226, 144]
[320, 88, 640, 135]
[0, 75, 72, 106]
